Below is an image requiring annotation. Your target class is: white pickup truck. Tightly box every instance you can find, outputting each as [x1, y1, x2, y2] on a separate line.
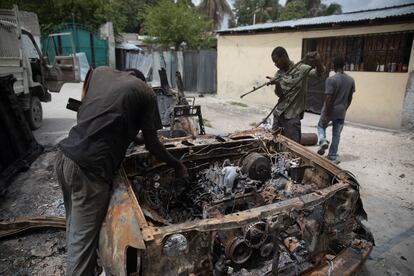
[0, 6, 80, 129]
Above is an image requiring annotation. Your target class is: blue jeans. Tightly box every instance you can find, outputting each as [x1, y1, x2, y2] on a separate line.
[317, 119, 344, 159]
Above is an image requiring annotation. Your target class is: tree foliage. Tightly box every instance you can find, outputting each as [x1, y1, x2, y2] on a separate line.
[111, 0, 145, 33]
[323, 3, 342, 15]
[279, 0, 308, 20]
[284, 0, 342, 18]
[234, 0, 342, 25]
[234, 0, 281, 26]
[0, 0, 153, 34]
[143, 0, 214, 49]
[198, 0, 232, 28]
[198, 0, 233, 27]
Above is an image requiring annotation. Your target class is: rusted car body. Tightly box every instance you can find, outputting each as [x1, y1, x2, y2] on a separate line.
[99, 129, 373, 276]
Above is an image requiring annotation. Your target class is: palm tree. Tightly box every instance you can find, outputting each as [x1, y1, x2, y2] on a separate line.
[234, 0, 280, 26]
[323, 3, 342, 15]
[198, 0, 233, 28]
[285, 0, 342, 17]
[253, 0, 280, 24]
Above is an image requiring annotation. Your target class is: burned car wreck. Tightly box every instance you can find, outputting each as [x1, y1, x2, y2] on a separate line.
[99, 129, 374, 276]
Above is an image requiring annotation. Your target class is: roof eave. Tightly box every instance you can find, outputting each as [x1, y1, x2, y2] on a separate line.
[217, 15, 414, 35]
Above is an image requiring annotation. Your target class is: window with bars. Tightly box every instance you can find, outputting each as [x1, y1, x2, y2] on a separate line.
[302, 32, 413, 73]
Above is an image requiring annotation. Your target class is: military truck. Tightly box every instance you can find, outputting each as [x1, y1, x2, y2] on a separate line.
[0, 6, 79, 129]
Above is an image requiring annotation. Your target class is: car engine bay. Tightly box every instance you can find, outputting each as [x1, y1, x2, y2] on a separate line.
[121, 132, 373, 275]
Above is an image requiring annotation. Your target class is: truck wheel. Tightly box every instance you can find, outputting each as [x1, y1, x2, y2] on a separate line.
[26, 96, 43, 130]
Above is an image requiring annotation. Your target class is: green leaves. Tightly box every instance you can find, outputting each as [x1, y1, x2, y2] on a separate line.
[324, 3, 342, 16]
[234, 0, 281, 25]
[0, 0, 147, 35]
[233, 0, 342, 25]
[143, 0, 214, 49]
[279, 0, 308, 20]
[197, 0, 232, 27]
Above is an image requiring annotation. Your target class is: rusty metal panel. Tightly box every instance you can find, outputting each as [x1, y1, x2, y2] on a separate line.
[99, 168, 146, 276]
[101, 129, 373, 275]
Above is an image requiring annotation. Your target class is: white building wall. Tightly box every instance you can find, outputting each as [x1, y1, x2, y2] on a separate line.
[217, 23, 414, 129]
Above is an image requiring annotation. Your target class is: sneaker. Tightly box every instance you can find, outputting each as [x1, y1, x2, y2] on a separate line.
[327, 156, 340, 164]
[317, 141, 329, 155]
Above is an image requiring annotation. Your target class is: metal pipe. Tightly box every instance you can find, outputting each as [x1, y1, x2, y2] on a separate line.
[300, 133, 318, 146]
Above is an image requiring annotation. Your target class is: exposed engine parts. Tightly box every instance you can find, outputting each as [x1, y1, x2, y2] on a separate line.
[126, 132, 374, 275]
[240, 153, 271, 181]
[133, 151, 326, 271]
[243, 221, 269, 248]
[135, 152, 321, 225]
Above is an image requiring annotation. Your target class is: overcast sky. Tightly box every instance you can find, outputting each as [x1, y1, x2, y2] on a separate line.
[279, 0, 414, 12]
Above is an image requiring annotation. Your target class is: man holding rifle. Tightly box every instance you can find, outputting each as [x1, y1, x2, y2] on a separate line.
[266, 47, 324, 143]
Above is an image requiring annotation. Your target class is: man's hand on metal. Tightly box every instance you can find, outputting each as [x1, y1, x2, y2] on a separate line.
[306, 51, 325, 75]
[266, 76, 279, 86]
[173, 164, 190, 198]
[305, 51, 320, 63]
[175, 162, 189, 179]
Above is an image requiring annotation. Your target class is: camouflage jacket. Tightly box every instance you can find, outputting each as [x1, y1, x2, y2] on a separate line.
[274, 62, 323, 119]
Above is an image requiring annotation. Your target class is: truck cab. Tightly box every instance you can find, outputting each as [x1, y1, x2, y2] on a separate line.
[0, 6, 80, 129]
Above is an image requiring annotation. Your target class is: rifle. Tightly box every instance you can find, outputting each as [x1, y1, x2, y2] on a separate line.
[239, 57, 307, 99]
[256, 65, 314, 127]
[240, 82, 267, 99]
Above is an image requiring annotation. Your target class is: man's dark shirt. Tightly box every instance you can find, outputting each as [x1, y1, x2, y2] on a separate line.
[321, 72, 355, 120]
[59, 67, 162, 183]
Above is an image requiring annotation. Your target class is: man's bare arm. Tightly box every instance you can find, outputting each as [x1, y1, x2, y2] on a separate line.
[347, 93, 353, 110]
[266, 76, 283, 97]
[324, 94, 334, 117]
[142, 129, 188, 178]
[347, 81, 355, 110]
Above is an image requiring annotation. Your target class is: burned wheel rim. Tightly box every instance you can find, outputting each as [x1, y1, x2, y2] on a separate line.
[26, 96, 43, 130]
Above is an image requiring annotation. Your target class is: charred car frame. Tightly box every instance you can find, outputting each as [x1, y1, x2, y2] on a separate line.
[99, 129, 374, 276]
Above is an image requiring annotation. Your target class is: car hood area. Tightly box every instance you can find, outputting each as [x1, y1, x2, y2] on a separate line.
[99, 129, 374, 276]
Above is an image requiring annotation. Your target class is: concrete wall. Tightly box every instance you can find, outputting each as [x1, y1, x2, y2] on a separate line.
[217, 23, 414, 129]
[402, 71, 414, 130]
[99, 22, 116, 68]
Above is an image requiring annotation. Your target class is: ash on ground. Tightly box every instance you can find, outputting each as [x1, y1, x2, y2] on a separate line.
[0, 148, 67, 276]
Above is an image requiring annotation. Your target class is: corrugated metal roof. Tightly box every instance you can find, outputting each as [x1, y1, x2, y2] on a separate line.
[218, 4, 414, 34]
